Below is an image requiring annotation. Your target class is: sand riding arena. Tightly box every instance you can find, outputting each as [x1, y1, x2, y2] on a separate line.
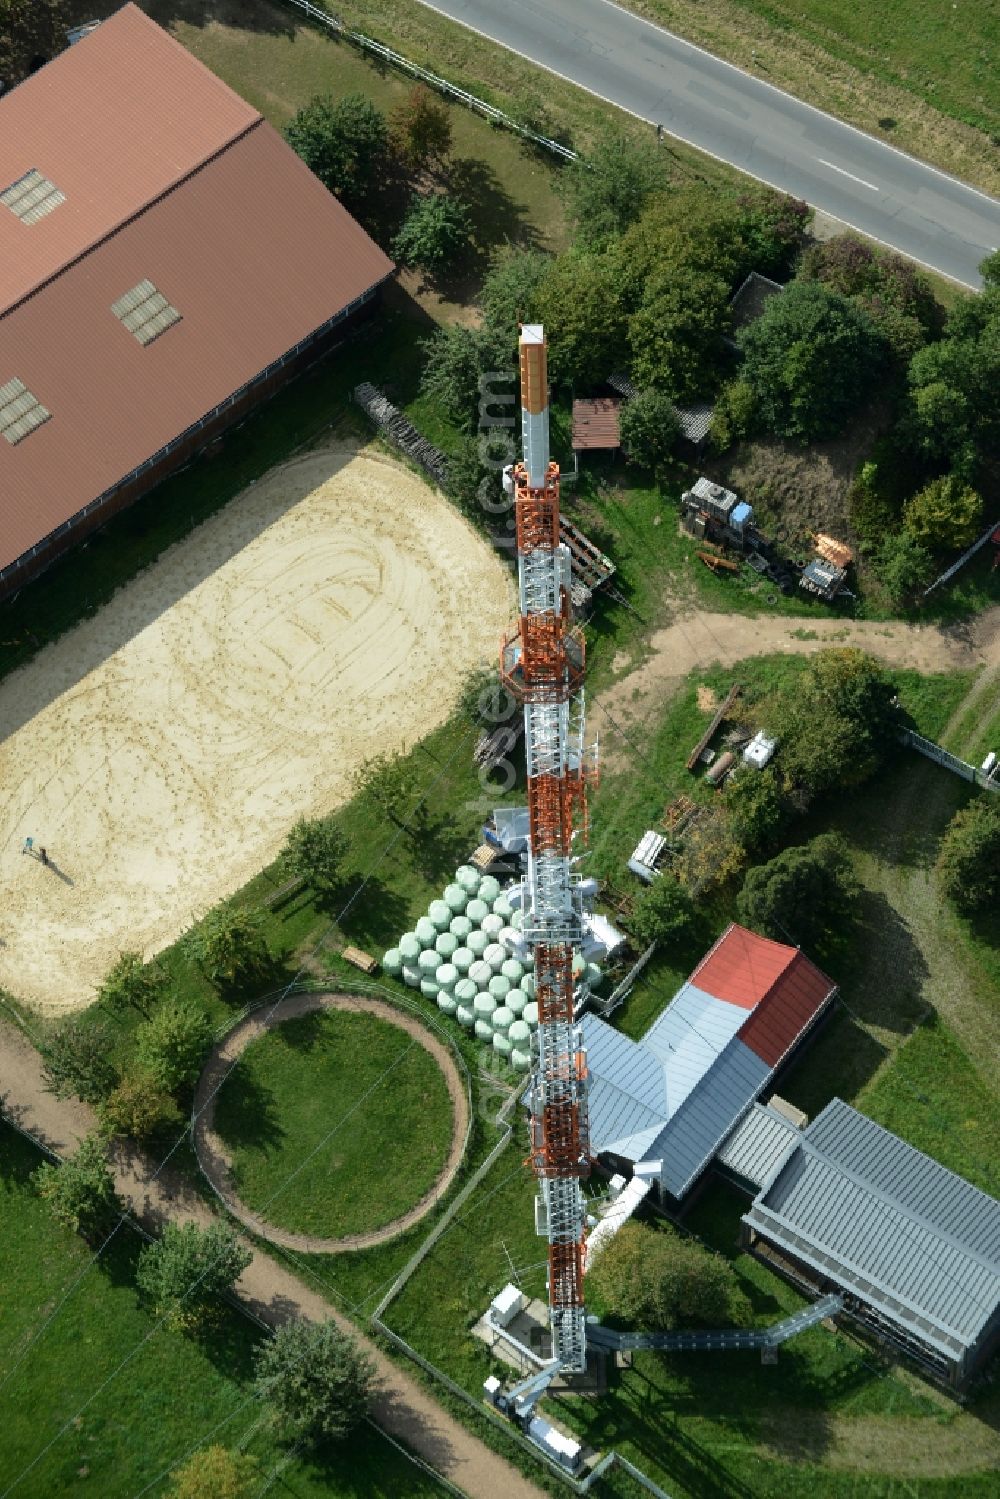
[0, 444, 514, 1015]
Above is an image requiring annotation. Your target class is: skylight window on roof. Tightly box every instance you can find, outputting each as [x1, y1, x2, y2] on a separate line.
[0, 378, 51, 445]
[111, 279, 182, 346]
[1, 170, 65, 225]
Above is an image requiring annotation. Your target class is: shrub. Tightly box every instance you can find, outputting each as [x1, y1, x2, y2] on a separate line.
[738, 281, 884, 442]
[389, 85, 452, 169]
[40, 1017, 117, 1104]
[557, 128, 668, 248]
[98, 1070, 183, 1142]
[393, 192, 472, 274]
[710, 378, 756, 451]
[96, 950, 168, 1019]
[936, 802, 1000, 914]
[284, 94, 388, 213]
[629, 265, 731, 402]
[254, 1319, 376, 1445]
[479, 246, 551, 354]
[629, 874, 694, 949]
[34, 1132, 121, 1241]
[588, 1220, 751, 1331]
[536, 251, 626, 388]
[283, 814, 348, 892]
[737, 832, 859, 951]
[420, 323, 503, 433]
[724, 766, 787, 851]
[167, 1446, 259, 1499]
[135, 1001, 213, 1094]
[352, 750, 419, 829]
[903, 475, 983, 552]
[770, 648, 898, 793]
[184, 905, 271, 990]
[874, 531, 934, 608]
[799, 234, 943, 362]
[136, 1220, 252, 1332]
[618, 388, 679, 475]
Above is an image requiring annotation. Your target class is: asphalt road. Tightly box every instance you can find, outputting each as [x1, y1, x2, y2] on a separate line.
[415, 0, 1000, 287]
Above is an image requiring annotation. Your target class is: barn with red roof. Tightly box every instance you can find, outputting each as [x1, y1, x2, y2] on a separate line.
[581, 923, 837, 1200]
[0, 4, 393, 600]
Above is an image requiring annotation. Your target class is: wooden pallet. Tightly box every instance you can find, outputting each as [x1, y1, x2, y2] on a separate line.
[698, 550, 739, 574]
[342, 946, 378, 975]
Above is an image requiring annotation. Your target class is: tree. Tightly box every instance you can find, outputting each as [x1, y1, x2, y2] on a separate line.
[629, 265, 731, 402]
[737, 833, 859, 951]
[771, 649, 898, 793]
[629, 874, 694, 949]
[734, 186, 811, 279]
[98, 1070, 182, 1143]
[284, 814, 348, 892]
[420, 322, 502, 434]
[168, 1446, 259, 1499]
[393, 192, 472, 274]
[710, 378, 757, 451]
[874, 530, 934, 608]
[0, 0, 70, 86]
[254, 1319, 376, 1445]
[536, 252, 626, 388]
[799, 235, 943, 363]
[558, 128, 668, 249]
[588, 1220, 750, 1331]
[479, 246, 551, 353]
[135, 1001, 213, 1094]
[352, 750, 419, 829]
[96, 950, 168, 1019]
[284, 94, 388, 212]
[389, 85, 452, 169]
[34, 1133, 121, 1241]
[903, 475, 983, 553]
[902, 272, 1000, 467]
[725, 767, 787, 851]
[40, 1017, 117, 1105]
[739, 281, 884, 443]
[136, 1221, 252, 1332]
[618, 389, 679, 475]
[185, 905, 271, 990]
[936, 801, 1000, 914]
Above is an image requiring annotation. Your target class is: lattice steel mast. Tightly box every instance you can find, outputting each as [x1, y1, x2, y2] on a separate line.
[501, 325, 593, 1372]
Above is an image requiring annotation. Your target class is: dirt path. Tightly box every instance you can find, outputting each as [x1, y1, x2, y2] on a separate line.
[0, 1019, 541, 1499]
[598, 605, 1000, 733]
[193, 992, 470, 1254]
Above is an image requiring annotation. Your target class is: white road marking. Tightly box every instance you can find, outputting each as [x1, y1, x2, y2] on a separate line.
[817, 158, 879, 191]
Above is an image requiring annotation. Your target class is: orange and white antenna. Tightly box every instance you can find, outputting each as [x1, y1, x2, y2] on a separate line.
[500, 325, 591, 1372]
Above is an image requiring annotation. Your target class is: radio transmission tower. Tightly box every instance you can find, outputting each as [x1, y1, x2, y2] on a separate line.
[501, 325, 594, 1372]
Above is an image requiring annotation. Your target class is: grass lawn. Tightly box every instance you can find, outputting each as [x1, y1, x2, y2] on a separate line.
[214, 1008, 454, 1238]
[0, 1124, 441, 1499]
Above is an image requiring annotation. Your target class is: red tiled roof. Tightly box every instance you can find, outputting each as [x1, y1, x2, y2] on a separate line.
[0, 8, 394, 577]
[693, 923, 796, 1010]
[692, 922, 835, 1063]
[0, 5, 260, 314]
[571, 397, 621, 450]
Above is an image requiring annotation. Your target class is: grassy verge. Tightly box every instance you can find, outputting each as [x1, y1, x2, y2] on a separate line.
[213, 1007, 454, 1238]
[0, 1123, 440, 1499]
[615, 0, 1000, 197]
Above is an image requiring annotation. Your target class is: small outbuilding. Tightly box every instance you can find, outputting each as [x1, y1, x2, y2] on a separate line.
[742, 1097, 1000, 1389]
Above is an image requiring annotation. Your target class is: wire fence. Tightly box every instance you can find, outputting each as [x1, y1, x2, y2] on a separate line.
[279, 0, 579, 162]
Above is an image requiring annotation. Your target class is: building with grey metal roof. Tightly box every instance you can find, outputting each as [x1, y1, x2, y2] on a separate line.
[742, 1098, 1000, 1388]
[716, 1101, 802, 1191]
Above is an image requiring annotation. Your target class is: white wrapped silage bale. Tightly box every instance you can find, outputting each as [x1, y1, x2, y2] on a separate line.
[506, 989, 527, 1017]
[475, 1019, 494, 1041]
[493, 1032, 513, 1057]
[483, 942, 507, 972]
[501, 958, 524, 984]
[401, 964, 421, 989]
[428, 900, 452, 932]
[488, 974, 511, 1001]
[456, 1005, 475, 1029]
[508, 1019, 531, 1046]
[436, 963, 458, 992]
[435, 932, 459, 959]
[456, 864, 481, 894]
[511, 1048, 532, 1072]
[382, 948, 403, 976]
[444, 883, 467, 914]
[468, 959, 493, 988]
[478, 875, 501, 904]
[420, 977, 439, 1000]
[492, 1005, 514, 1034]
[467, 930, 489, 957]
[418, 948, 441, 976]
[453, 947, 474, 975]
[415, 917, 438, 946]
[466, 898, 489, 925]
[449, 914, 473, 941]
[437, 992, 458, 1016]
[399, 934, 421, 964]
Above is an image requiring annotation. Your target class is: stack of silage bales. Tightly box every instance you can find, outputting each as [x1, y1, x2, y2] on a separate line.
[383, 864, 605, 1060]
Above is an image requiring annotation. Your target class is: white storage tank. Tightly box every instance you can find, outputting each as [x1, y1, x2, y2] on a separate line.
[454, 977, 478, 1008]
[521, 974, 536, 1000]
[523, 1002, 539, 1029]
[493, 893, 513, 922]
[456, 1004, 476, 1029]
[508, 1019, 531, 1048]
[511, 1047, 532, 1072]
[475, 1018, 494, 1041]
[501, 958, 525, 985]
[473, 993, 497, 1022]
